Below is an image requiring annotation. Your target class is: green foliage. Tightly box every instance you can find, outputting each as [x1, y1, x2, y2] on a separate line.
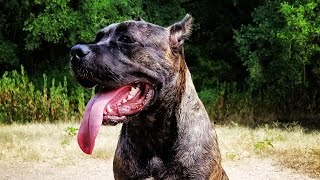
[0, 67, 86, 123]
[198, 88, 220, 118]
[24, 0, 78, 49]
[70, 0, 144, 44]
[142, 0, 186, 26]
[253, 124, 286, 154]
[198, 84, 253, 124]
[231, 0, 320, 125]
[65, 126, 78, 136]
[254, 138, 274, 152]
[24, 0, 144, 49]
[189, 45, 231, 89]
[235, 0, 320, 91]
[61, 126, 78, 145]
[0, 40, 19, 69]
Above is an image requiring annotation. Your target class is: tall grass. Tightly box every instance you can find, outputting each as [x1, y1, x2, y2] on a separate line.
[0, 67, 89, 123]
[199, 83, 320, 126]
[198, 83, 253, 124]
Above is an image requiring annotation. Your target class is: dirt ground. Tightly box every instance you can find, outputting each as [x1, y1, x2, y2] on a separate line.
[0, 157, 317, 180]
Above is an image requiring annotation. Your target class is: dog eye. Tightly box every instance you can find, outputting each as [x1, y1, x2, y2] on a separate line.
[118, 35, 135, 44]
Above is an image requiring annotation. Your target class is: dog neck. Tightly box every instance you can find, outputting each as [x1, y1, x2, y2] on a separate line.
[176, 69, 221, 161]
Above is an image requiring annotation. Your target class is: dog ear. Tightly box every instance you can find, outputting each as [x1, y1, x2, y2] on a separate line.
[168, 14, 193, 48]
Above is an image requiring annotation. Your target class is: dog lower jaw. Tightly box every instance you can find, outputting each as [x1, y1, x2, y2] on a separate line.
[102, 116, 126, 126]
[100, 82, 154, 126]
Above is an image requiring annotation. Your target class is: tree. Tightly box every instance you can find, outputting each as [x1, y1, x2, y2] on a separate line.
[0, 0, 32, 72]
[234, 0, 320, 91]
[181, 0, 262, 89]
[24, 0, 144, 50]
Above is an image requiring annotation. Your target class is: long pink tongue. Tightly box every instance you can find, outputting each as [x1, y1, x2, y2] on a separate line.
[77, 89, 119, 154]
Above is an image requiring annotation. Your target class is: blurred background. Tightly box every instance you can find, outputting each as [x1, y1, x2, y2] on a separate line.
[1, 0, 320, 127]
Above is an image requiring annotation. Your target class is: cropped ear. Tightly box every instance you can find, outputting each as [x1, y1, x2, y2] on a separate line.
[168, 14, 193, 49]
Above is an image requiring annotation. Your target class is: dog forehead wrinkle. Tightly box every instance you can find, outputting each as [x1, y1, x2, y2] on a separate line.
[124, 20, 165, 31]
[120, 22, 167, 43]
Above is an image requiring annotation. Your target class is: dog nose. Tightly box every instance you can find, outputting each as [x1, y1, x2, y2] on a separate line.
[71, 44, 90, 59]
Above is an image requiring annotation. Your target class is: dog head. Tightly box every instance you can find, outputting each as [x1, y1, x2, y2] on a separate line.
[71, 14, 193, 154]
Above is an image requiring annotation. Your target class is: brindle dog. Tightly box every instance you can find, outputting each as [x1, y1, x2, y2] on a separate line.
[70, 14, 228, 180]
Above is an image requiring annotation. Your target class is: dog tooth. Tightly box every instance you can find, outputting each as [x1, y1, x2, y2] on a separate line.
[129, 90, 133, 96]
[129, 89, 138, 96]
[133, 87, 138, 93]
[127, 95, 133, 100]
[122, 99, 127, 103]
[106, 105, 112, 113]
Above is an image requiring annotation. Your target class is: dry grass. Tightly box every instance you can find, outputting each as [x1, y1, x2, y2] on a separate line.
[217, 123, 320, 178]
[0, 122, 319, 178]
[0, 123, 121, 166]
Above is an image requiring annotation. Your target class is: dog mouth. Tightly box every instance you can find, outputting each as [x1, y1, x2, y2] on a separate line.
[102, 82, 153, 125]
[77, 82, 154, 154]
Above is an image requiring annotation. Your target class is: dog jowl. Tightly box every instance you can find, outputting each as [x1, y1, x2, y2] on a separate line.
[70, 14, 228, 180]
